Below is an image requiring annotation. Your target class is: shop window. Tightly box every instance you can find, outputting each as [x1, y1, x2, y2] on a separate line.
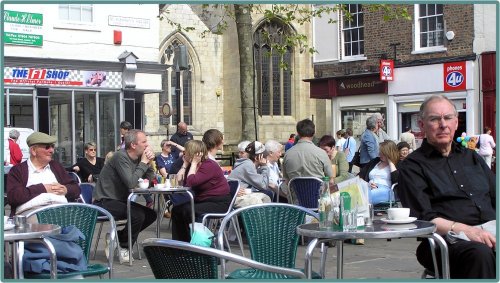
[58, 4, 94, 23]
[253, 20, 292, 116]
[342, 4, 364, 58]
[341, 107, 386, 141]
[414, 4, 444, 52]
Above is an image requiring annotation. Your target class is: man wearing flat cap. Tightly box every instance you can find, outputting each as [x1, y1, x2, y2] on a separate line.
[7, 132, 80, 217]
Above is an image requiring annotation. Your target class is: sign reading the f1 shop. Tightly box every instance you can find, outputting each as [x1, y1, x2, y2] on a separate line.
[380, 60, 394, 81]
[443, 61, 466, 91]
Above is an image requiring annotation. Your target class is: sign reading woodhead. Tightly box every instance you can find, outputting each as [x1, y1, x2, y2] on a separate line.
[3, 10, 43, 46]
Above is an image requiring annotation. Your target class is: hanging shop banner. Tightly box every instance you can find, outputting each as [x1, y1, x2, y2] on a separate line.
[379, 59, 394, 81]
[3, 10, 43, 46]
[4, 67, 121, 88]
[443, 61, 466, 91]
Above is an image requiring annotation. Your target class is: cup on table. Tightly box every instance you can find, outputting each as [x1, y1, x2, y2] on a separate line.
[244, 188, 252, 195]
[14, 215, 27, 228]
[169, 174, 178, 188]
[364, 203, 374, 226]
[138, 180, 149, 189]
[387, 207, 410, 220]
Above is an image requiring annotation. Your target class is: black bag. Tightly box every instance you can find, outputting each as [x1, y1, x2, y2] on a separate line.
[476, 136, 481, 149]
[352, 148, 361, 167]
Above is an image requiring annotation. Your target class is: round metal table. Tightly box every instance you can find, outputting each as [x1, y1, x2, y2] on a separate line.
[297, 220, 449, 279]
[4, 223, 61, 279]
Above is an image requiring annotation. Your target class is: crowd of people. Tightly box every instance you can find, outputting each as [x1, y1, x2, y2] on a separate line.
[4, 94, 496, 278]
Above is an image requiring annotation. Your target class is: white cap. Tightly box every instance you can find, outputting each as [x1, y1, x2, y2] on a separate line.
[238, 140, 251, 152]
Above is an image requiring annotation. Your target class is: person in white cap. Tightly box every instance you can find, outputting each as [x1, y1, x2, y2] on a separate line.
[6, 132, 81, 217]
[229, 141, 273, 207]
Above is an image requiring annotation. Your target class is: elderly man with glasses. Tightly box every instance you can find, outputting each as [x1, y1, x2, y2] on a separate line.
[6, 132, 80, 217]
[398, 95, 496, 279]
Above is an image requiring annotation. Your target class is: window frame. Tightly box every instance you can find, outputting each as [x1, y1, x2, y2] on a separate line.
[56, 4, 97, 30]
[412, 4, 447, 54]
[253, 20, 293, 117]
[340, 4, 366, 61]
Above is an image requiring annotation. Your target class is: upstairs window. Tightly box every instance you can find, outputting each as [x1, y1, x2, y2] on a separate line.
[342, 4, 364, 58]
[59, 4, 93, 23]
[415, 4, 444, 49]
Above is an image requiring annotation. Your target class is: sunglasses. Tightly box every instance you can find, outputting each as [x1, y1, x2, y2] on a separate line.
[87, 148, 96, 152]
[38, 144, 55, 150]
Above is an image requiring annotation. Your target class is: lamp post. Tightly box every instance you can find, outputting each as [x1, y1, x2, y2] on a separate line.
[164, 43, 188, 126]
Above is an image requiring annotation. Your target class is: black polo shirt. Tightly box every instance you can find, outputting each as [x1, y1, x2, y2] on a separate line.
[398, 139, 495, 225]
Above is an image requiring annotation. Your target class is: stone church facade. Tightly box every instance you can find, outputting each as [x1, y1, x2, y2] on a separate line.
[145, 4, 329, 150]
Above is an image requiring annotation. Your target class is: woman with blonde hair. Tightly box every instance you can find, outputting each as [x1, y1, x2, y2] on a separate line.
[358, 140, 399, 205]
[171, 140, 231, 242]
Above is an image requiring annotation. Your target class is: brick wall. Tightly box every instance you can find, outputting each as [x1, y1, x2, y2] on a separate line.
[315, 4, 474, 77]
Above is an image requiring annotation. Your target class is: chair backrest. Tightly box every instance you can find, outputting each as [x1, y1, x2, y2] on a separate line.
[142, 238, 306, 279]
[143, 238, 219, 279]
[68, 172, 81, 184]
[288, 177, 323, 210]
[25, 203, 116, 263]
[201, 179, 240, 225]
[218, 203, 318, 277]
[79, 183, 95, 204]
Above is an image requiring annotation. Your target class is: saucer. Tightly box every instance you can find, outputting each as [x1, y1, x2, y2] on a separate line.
[380, 217, 417, 224]
[4, 223, 15, 231]
[381, 223, 417, 231]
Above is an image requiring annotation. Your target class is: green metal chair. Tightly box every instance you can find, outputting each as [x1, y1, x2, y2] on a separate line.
[142, 238, 306, 279]
[217, 203, 324, 279]
[24, 203, 117, 279]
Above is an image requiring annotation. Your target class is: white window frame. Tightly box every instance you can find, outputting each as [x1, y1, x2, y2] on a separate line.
[340, 4, 366, 62]
[412, 4, 447, 54]
[56, 4, 97, 30]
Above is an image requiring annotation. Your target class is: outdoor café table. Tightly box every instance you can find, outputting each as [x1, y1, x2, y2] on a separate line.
[126, 186, 194, 266]
[297, 220, 449, 279]
[4, 223, 61, 279]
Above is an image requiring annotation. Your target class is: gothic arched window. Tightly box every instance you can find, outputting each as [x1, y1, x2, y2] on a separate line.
[253, 21, 292, 116]
[161, 40, 193, 125]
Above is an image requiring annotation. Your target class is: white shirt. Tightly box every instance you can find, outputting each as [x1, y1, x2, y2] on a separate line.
[336, 137, 346, 151]
[479, 134, 496, 156]
[368, 162, 391, 188]
[26, 158, 58, 187]
[267, 162, 282, 187]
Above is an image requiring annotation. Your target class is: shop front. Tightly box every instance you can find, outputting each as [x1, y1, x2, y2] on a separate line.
[388, 60, 475, 148]
[305, 73, 388, 142]
[3, 55, 162, 168]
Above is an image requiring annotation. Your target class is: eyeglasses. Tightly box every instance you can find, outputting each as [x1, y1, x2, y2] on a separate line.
[38, 144, 55, 150]
[87, 148, 96, 152]
[425, 114, 457, 125]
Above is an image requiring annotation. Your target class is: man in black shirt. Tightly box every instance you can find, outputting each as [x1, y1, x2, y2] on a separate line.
[170, 122, 193, 160]
[398, 94, 496, 279]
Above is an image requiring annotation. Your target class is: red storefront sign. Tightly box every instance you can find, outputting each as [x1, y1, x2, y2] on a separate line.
[443, 61, 466, 91]
[380, 59, 394, 81]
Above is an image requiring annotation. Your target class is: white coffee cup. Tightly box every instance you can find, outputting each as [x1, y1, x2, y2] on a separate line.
[138, 181, 149, 189]
[244, 188, 252, 195]
[387, 207, 410, 220]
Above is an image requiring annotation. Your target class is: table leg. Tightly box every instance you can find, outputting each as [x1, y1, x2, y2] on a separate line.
[127, 193, 134, 266]
[336, 240, 344, 279]
[185, 191, 195, 236]
[155, 194, 161, 238]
